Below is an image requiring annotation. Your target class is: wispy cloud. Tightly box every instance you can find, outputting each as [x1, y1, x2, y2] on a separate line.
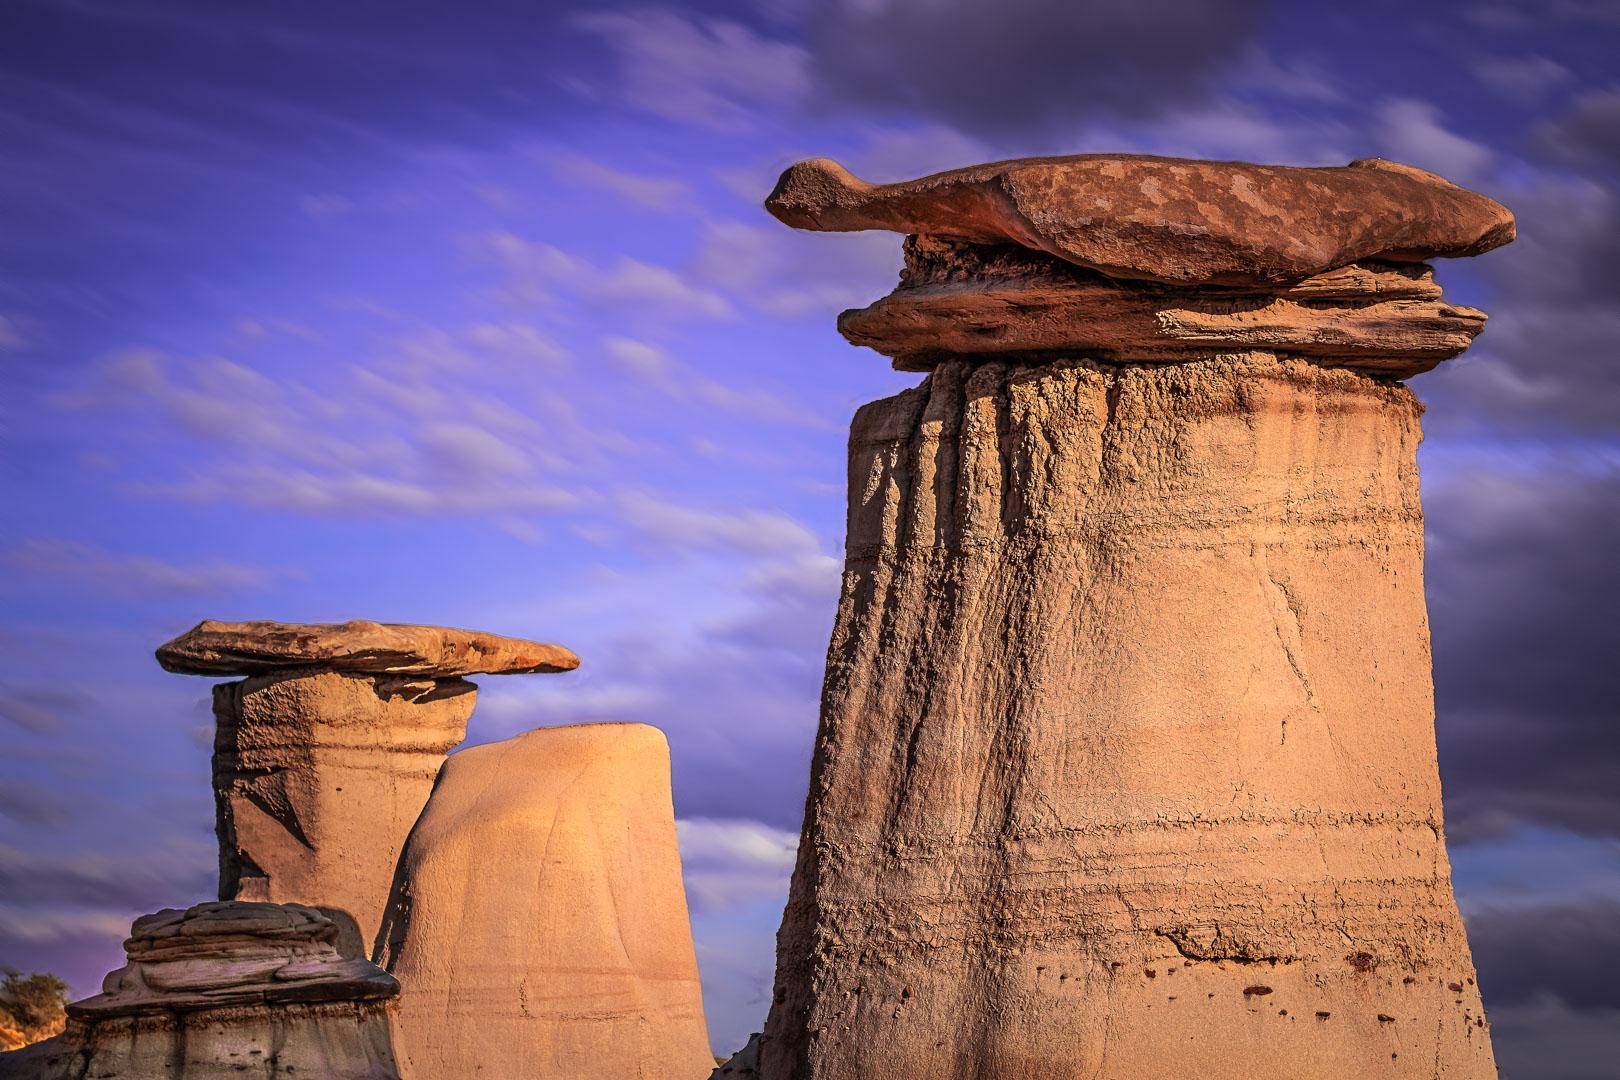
[547, 151, 692, 212]
[571, 8, 810, 131]
[5, 540, 276, 596]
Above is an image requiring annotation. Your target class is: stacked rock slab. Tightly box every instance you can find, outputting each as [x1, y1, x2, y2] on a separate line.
[377, 722, 714, 1079]
[156, 620, 579, 959]
[750, 156, 1513, 1079]
[0, 902, 400, 1080]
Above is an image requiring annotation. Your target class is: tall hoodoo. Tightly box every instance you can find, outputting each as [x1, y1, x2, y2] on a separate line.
[156, 619, 579, 960]
[753, 155, 1513, 1079]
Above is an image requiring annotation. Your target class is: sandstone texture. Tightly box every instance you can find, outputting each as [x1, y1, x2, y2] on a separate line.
[842, 236, 1485, 377]
[212, 670, 475, 959]
[158, 619, 579, 677]
[757, 154, 1509, 1078]
[766, 154, 1514, 286]
[377, 722, 713, 1079]
[0, 902, 399, 1080]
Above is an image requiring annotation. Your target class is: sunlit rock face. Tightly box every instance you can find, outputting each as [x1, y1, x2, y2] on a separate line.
[752, 154, 1512, 1080]
[378, 722, 714, 1080]
[0, 902, 400, 1080]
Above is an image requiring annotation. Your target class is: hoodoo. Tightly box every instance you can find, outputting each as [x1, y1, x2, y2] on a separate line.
[156, 619, 578, 959]
[749, 155, 1513, 1079]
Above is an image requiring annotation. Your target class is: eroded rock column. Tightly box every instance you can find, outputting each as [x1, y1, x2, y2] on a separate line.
[751, 155, 1515, 1079]
[157, 619, 578, 959]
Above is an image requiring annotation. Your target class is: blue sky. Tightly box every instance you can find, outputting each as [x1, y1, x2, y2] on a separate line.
[1, 1, 1617, 1074]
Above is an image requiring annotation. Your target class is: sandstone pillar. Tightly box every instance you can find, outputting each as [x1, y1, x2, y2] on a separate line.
[376, 722, 714, 1079]
[752, 156, 1515, 1079]
[0, 902, 401, 1080]
[156, 619, 578, 959]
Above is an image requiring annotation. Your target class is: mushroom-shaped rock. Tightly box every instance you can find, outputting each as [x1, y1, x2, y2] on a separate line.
[157, 619, 579, 677]
[0, 902, 400, 1080]
[157, 619, 578, 963]
[766, 154, 1514, 286]
[766, 156, 1514, 378]
[753, 155, 1510, 1080]
[377, 722, 713, 1080]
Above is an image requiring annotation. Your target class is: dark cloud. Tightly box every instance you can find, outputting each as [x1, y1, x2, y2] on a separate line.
[0, 782, 76, 830]
[0, 842, 214, 911]
[804, 0, 1272, 141]
[1488, 995, 1620, 1080]
[1536, 90, 1620, 169]
[1430, 465, 1620, 843]
[1467, 896, 1620, 1010]
[0, 687, 86, 736]
[1421, 88, 1620, 434]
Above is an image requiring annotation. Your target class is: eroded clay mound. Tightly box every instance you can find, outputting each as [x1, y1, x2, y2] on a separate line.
[378, 722, 714, 1080]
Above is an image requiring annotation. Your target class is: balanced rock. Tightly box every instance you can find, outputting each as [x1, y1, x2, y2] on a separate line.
[766, 154, 1514, 286]
[0, 902, 399, 1079]
[158, 620, 577, 960]
[756, 156, 1510, 1079]
[377, 722, 713, 1079]
[158, 619, 579, 677]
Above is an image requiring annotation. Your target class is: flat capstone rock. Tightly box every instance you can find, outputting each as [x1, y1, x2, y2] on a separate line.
[765, 154, 1515, 286]
[157, 619, 580, 677]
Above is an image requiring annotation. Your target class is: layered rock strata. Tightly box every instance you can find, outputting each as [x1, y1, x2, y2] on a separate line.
[0, 902, 399, 1080]
[756, 156, 1512, 1079]
[156, 620, 578, 959]
[377, 722, 713, 1079]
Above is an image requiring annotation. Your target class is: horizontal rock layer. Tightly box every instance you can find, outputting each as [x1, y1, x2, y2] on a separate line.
[0, 903, 402, 1080]
[158, 619, 579, 677]
[841, 237, 1483, 377]
[766, 154, 1514, 286]
[78, 902, 398, 1016]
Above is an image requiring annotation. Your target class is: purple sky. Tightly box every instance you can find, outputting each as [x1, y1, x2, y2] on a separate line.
[1, 2, 1617, 1073]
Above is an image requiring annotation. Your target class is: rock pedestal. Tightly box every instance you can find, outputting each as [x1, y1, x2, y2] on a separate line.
[0, 902, 400, 1080]
[377, 722, 714, 1080]
[753, 156, 1514, 1079]
[157, 620, 578, 959]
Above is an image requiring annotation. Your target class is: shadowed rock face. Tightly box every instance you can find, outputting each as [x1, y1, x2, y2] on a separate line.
[378, 722, 713, 1080]
[212, 671, 475, 960]
[158, 619, 579, 677]
[0, 902, 399, 1080]
[754, 154, 1510, 1079]
[766, 155, 1514, 286]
